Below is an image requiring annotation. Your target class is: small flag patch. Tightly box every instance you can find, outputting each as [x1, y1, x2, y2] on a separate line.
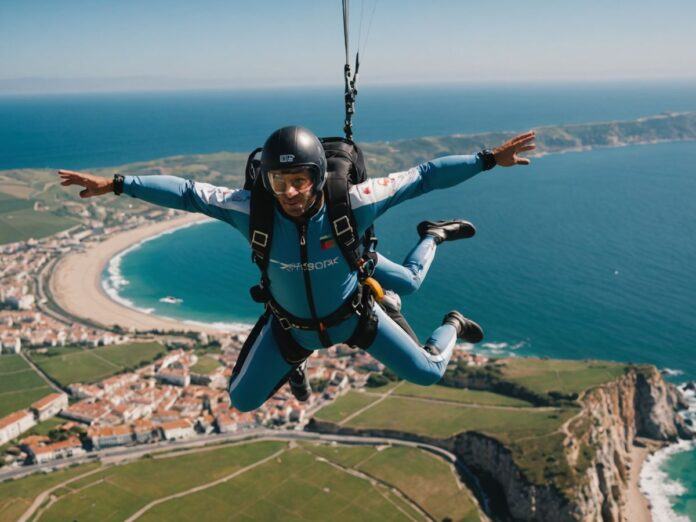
[320, 235, 335, 250]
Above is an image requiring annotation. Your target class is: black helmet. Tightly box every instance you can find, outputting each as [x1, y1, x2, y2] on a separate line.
[260, 126, 327, 194]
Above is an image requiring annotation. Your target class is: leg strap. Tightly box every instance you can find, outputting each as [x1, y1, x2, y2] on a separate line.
[378, 297, 419, 344]
[271, 317, 313, 365]
[346, 291, 379, 350]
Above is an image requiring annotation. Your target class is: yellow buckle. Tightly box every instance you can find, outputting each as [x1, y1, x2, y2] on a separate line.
[363, 277, 385, 302]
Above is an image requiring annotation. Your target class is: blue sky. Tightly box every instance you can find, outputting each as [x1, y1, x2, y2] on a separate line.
[1, 0, 695, 92]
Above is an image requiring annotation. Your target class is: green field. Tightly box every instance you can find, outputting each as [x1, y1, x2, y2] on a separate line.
[5, 439, 477, 522]
[138, 447, 418, 522]
[0, 463, 100, 522]
[495, 358, 628, 397]
[0, 355, 53, 418]
[314, 391, 381, 423]
[304, 444, 480, 521]
[190, 355, 221, 375]
[0, 193, 77, 245]
[29, 342, 164, 386]
[315, 384, 537, 428]
[393, 383, 533, 407]
[0, 355, 32, 373]
[342, 396, 574, 441]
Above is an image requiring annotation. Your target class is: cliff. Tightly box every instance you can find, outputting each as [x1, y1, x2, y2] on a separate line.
[308, 364, 692, 521]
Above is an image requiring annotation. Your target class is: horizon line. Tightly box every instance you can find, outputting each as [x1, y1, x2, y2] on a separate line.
[2, 76, 696, 97]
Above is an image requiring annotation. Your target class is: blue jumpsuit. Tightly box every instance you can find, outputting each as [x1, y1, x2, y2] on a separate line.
[122, 155, 484, 411]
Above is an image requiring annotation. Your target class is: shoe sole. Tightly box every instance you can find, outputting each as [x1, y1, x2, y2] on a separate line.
[418, 220, 476, 241]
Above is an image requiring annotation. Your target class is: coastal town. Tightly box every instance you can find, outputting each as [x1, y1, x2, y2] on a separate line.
[0, 207, 486, 471]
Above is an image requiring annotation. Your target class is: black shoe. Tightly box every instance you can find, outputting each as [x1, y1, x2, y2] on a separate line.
[443, 311, 484, 343]
[289, 361, 311, 402]
[417, 220, 476, 245]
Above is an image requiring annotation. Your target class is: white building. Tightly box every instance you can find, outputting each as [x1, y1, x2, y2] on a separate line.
[31, 392, 69, 422]
[88, 425, 134, 449]
[0, 410, 36, 445]
[160, 419, 195, 440]
[156, 368, 191, 387]
[0, 338, 22, 354]
[28, 437, 85, 464]
[215, 413, 237, 434]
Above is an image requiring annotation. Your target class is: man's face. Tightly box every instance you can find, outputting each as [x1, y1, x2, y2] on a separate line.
[268, 168, 317, 218]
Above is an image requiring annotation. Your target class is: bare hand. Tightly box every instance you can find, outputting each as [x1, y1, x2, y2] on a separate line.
[493, 131, 536, 167]
[58, 170, 114, 198]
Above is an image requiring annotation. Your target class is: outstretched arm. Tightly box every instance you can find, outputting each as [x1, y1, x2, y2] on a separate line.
[351, 131, 536, 230]
[58, 171, 250, 229]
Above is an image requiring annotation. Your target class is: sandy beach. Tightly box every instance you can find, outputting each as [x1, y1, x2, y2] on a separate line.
[628, 443, 654, 522]
[49, 213, 230, 334]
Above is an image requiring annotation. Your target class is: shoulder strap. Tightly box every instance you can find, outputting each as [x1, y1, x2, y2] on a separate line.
[324, 170, 362, 273]
[249, 177, 275, 273]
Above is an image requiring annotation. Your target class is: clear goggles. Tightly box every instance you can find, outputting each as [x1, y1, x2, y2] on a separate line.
[267, 168, 315, 195]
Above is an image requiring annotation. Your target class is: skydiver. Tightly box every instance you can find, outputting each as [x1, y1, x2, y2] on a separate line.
[59, 126, 535, 411]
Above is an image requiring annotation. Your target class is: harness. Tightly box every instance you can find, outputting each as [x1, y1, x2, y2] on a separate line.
[245, 137, 379, 349]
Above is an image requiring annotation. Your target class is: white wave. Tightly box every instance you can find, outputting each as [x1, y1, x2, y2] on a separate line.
[662, 368, 685, 377]
[640, 440, 694, 522]
[474, 340, 529, 358]
[182, 318, 253, 334]
[677, 383, 696, 427]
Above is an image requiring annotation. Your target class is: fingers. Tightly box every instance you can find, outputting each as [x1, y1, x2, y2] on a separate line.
[58, 169, 88, 187]
[516, 157, 531, 166]
[512, 130, 536, 143]
[79, 188, 91, 198]
[518, 144, 536, 152]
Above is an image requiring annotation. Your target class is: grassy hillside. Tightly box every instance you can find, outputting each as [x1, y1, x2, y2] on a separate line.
[0, 193, 77, 245]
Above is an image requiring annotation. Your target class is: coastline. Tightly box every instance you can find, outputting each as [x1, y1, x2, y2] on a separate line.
[49, 213, 234, 334]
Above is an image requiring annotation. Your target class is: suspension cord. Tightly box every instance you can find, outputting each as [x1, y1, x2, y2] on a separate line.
[342, 0, 358, 141]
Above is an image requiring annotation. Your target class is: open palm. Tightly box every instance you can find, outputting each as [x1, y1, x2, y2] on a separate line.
[493, 131, 536, 167]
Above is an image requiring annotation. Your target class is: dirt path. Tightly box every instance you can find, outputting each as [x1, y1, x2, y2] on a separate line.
[364, 390, 561, 411]
[340, 382, 404, 426]
[123, 448, 286, 521]
[18, 465, 105, 522]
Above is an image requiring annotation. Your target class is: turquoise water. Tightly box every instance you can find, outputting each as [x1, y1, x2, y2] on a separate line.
[2, 84, 695, 518]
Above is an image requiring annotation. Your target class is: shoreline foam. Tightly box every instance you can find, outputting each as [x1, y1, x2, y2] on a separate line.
[640, 383, 696, 522]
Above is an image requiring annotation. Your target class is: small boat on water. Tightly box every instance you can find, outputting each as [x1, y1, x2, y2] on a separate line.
[159, 296, 183, 304]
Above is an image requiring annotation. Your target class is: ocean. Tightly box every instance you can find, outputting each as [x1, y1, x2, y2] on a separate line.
[2, 82, 695, 520]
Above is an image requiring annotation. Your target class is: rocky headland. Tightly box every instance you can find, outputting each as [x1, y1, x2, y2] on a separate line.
[308, 362, 692, 522]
